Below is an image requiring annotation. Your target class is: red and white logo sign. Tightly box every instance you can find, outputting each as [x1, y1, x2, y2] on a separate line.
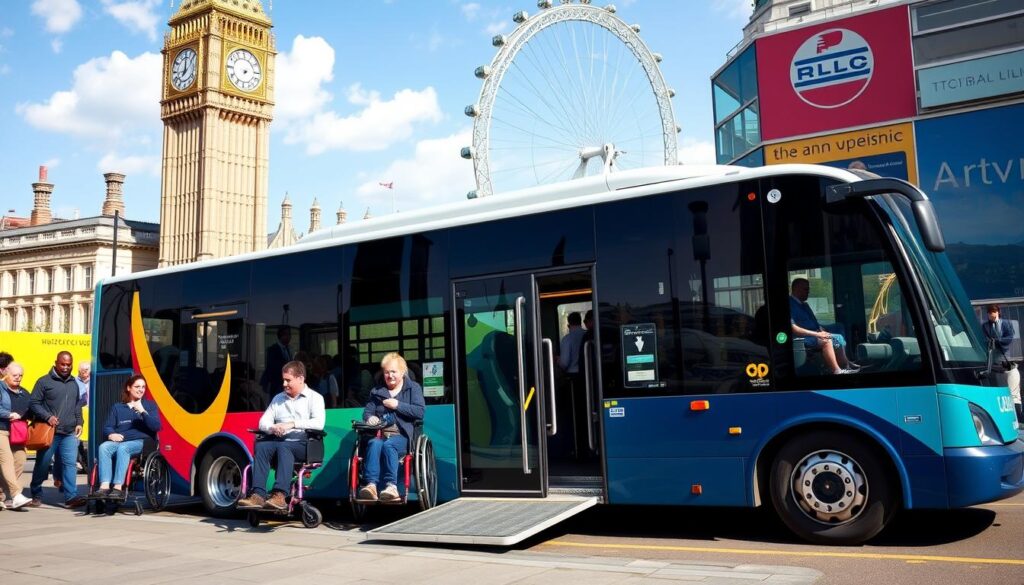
[790, 28, 874, 109]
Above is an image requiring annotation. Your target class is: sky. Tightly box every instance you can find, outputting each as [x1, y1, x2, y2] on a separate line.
[0, 0, 751, 234]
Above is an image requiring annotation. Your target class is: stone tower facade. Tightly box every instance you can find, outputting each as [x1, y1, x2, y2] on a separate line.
[31, 166, 53, 226]
[158, 0, 275, 266]
[309, 197, 321, 233]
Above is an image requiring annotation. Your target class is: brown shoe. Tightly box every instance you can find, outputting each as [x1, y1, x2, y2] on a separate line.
[236, 493, 266, 510]
[357, 484, 378, 501]
[65, 496, 87, 509]
[26, 498, 43, 508]
[379, 483, 400, 502]
[263, 491, 287, 511]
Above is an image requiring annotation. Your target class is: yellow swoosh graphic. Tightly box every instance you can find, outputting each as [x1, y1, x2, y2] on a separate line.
[131, 291, 231, 447]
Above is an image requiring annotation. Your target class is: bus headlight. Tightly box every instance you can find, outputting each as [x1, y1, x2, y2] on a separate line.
[968, 403, 1002, 446]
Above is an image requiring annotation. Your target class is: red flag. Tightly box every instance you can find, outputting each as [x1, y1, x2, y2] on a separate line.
[379, 181, 394, 189]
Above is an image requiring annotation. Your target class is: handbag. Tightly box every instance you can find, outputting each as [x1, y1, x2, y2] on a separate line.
[9, 419, 29, 446]
[25, 422, 55, 451]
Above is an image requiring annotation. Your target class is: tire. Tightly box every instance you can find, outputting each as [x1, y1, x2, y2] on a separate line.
[143, 453, 172, 511]
[197, 442, 247, 517]
[413, 434, 438, 511]
[770, 430, 897, 545]
[348, 439, 367, 522]
[301, 502, 322, 529]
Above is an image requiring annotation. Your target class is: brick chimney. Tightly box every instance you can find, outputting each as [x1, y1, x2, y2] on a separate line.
[30, 165, 53, 226]
[102, 172, 126, 217]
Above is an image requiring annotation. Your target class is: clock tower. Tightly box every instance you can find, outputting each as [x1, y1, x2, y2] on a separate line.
[159, 0, 275, 266]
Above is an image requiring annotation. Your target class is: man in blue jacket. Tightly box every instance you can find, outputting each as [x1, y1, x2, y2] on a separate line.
[983, 304, 1015, 359]
[28, 351, 85, 508]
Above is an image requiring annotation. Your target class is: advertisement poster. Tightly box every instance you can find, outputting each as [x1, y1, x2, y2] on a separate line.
[916, 104, 1024, 299]
[621, 323, 659, 388]
[422, 361, 445, 398]
[756, 6, 916, 141]
[765, 122, 916, 182]
[918, 48, 1024, 109]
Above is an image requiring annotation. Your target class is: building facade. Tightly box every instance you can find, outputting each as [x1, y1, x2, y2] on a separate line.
[159, 0, 275, 266]
[712, 0, 1024, 310]
[0, 168, 159, 334]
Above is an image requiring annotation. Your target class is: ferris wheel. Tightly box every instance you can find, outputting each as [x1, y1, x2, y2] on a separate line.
[462, 0, 679, 198]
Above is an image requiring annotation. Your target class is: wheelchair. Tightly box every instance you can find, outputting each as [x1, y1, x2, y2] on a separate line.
[347, 419, 438, 521]
[84, 438, 171, 516]
[242, 429, 326, 529]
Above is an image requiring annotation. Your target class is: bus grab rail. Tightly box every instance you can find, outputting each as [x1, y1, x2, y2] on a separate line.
[515, 295, 531, 475]
[543, 338, 557, 437]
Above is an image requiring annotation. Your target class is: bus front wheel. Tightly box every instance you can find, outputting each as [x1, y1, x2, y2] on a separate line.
[198, 442, 247, 517]
[770, 431, 896, 545]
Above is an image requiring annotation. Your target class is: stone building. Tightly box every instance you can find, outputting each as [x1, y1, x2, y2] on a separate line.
[0, 167, 159, 334]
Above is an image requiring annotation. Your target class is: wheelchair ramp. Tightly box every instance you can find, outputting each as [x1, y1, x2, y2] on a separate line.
[365, 495, 598, 546]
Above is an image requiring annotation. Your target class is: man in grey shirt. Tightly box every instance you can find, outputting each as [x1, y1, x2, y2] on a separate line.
[28, 351, 85, 508]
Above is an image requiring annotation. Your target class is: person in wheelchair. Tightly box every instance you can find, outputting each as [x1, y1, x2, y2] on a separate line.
[357, 352, 424, 503]
[237, 360, 325, 511]
[93, 375, 161, 500]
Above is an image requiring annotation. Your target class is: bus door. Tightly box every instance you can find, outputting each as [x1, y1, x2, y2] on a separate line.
[454, 274, 545, 496]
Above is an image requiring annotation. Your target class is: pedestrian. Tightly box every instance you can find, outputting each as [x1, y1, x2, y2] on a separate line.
[28, 351, 86, 508]
[1, 362, 33, 509]
[53, 360, 92, 488]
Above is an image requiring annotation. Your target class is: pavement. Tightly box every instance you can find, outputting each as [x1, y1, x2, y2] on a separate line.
[0, 464, 823, 584]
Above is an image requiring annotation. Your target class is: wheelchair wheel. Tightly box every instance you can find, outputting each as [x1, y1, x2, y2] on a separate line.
[247, 511, 260, 528]
[347, 439, 367, 522]
[143, 452, 172, 511]
[301, 502, 322, 529]
[413, 433, 438, 511]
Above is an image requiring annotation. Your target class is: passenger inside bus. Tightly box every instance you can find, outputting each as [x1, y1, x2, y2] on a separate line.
[789, 278, 860, 375]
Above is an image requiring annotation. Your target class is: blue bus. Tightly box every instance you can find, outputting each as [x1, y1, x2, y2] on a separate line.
[91, 164, 1022, 545]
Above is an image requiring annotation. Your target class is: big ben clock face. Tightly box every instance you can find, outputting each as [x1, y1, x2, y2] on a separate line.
[226, 48, 262, 92]
[171, 47, 197, 91]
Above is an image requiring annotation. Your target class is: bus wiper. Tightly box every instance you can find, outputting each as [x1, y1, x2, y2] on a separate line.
[826, 178, 946, 253]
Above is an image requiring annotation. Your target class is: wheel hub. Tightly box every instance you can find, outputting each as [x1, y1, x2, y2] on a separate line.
[791, 450, 867, 525]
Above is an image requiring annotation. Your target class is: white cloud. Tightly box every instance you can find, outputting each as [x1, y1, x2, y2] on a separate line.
[285, 86, 443, 155]
[461, 3, 481, 21]
[102, 0, 161, 42]
[677, 137, 717, 165]
[98, 151, 160, 177]
[712, 0, 753, 20]
[31, 0, 83, 34]
[356, 130, 474, 209]
[17, 50, 161, 143]
[42, 158, 61, 170]
[485, 21, 509, 36]
[51, 38, 63, 53]
[275, 35, 335, 122]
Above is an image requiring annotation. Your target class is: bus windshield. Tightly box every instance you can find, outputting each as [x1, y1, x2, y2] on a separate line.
[876, 194, 987, 368]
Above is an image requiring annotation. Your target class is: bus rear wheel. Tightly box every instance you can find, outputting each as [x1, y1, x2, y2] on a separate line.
[770, 430, 896, 545]
[198, 442, 247, 517]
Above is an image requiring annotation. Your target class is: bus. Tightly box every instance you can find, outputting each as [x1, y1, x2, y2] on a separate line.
[90, 164, 1023, 545]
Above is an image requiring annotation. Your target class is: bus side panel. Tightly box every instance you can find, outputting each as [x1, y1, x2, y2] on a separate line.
[604, 390, 945, 509]
[304, 404, 458, 502]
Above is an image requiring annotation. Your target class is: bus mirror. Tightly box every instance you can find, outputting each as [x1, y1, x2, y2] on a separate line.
[825, 178, 946, 253]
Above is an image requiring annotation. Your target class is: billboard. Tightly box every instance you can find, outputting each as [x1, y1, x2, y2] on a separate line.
[756, 6, 916, 141]
[764, 122, 916, 182]
[918, 49, 1024, 109]
[916, 104, 1024, 299]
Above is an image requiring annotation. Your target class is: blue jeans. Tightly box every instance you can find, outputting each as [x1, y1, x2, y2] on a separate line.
[30, 432, 79, 502]
[363, 434, 408, 487]
[97, 439, 143, 486]
[251, 438, 307, 498]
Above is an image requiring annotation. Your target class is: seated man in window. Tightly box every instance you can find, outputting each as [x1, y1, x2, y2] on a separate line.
[790, 278, 859, 375]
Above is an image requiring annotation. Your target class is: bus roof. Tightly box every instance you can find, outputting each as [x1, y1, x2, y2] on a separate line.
[99, 163, 859, 287]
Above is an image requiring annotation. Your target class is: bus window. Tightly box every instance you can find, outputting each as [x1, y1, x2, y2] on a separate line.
[767, 175, 926, 384]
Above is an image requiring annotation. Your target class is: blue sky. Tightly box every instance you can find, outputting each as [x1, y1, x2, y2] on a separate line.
[0, 0, 750, 233]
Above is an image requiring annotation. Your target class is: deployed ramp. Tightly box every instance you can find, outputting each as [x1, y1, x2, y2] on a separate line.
[365, 495, 598, 546]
